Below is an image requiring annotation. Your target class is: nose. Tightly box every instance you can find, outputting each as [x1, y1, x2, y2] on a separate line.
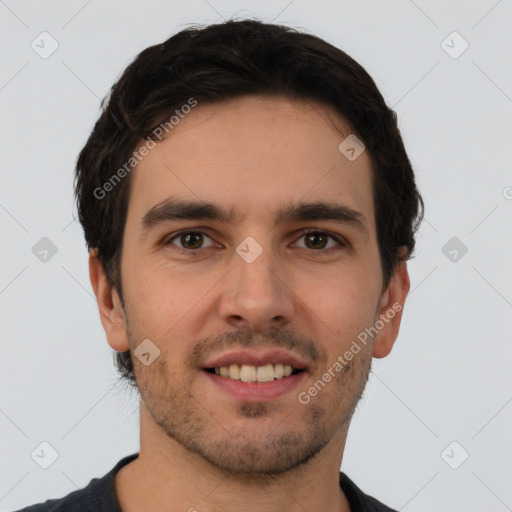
[218, 241, 295, 332]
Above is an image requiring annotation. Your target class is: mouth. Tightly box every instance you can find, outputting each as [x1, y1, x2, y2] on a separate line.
[202, 363, 308, 402]
[201, 349, 310, 401]
[204, 363, 305, 383]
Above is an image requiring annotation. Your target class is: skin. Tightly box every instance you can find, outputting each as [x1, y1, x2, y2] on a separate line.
[89, 95, 410, 512]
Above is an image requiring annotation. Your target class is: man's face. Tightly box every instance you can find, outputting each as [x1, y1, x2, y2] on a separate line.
[108, 95, 402, 475]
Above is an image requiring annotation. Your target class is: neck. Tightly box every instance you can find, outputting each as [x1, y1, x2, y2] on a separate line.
[115, 402, 352, 512]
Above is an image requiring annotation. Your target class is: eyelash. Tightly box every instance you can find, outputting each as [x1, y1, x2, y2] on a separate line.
[164, 229, 347, 254]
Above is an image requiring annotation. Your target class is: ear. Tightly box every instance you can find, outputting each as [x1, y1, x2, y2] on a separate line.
[88, 249, 130, 352]
[372, 250, 411, 359]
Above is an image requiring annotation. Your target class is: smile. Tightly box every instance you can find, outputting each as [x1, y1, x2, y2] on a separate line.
[206, 363, 304, 383]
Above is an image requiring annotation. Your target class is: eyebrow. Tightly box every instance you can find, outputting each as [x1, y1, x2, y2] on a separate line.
[140, 197, 369, 238]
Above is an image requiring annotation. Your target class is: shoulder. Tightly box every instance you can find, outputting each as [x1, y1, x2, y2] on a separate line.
[339, 471, 399, 512]
[10, 486, 91, 512]
[12, 453, 139, 512]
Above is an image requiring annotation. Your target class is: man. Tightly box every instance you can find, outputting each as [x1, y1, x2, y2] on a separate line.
[17, 18, 423, 512]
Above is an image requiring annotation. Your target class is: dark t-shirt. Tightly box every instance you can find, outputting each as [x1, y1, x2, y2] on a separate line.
[14, 453, 397, 512]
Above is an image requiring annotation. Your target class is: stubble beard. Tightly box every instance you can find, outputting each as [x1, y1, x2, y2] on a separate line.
[131, 331, 373, 479]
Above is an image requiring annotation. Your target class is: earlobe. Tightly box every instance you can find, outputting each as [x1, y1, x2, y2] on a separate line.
[372, 256, 411, 359]
[88, 249, 130, 352]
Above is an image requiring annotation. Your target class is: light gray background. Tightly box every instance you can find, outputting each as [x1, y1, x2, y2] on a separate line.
[1, 1, 511, 511]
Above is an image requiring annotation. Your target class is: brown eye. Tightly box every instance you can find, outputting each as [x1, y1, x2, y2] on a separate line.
[180, 232, 203, 249]
[167, 231, 214, 251]
[304, 232, 328, 249]
[295, 230, 345, 251]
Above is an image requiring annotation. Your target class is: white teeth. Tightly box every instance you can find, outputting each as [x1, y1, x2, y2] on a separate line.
[274, 363, 284, 379]
[213, 363, 297, 382]
[228, 364, 240, 380]
[256, 364, 275, 383]
[239, 364, 256, 382]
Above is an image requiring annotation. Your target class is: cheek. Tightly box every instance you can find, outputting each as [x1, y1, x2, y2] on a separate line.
[312, 293, 375, 339]
[297, 264, 377, 311]
[124, 260, 221, 335]
[293, 269, 379, 353]
[122, 260, 174, 335]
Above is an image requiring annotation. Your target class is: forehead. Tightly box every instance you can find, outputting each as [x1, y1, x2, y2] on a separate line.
[126, 95, 375, 232]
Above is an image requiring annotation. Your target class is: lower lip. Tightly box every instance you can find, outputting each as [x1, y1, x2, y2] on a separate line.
[202, 370, 308, 402]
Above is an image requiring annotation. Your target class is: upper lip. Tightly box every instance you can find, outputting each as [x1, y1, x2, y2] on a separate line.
[203, 349, 309, 371]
